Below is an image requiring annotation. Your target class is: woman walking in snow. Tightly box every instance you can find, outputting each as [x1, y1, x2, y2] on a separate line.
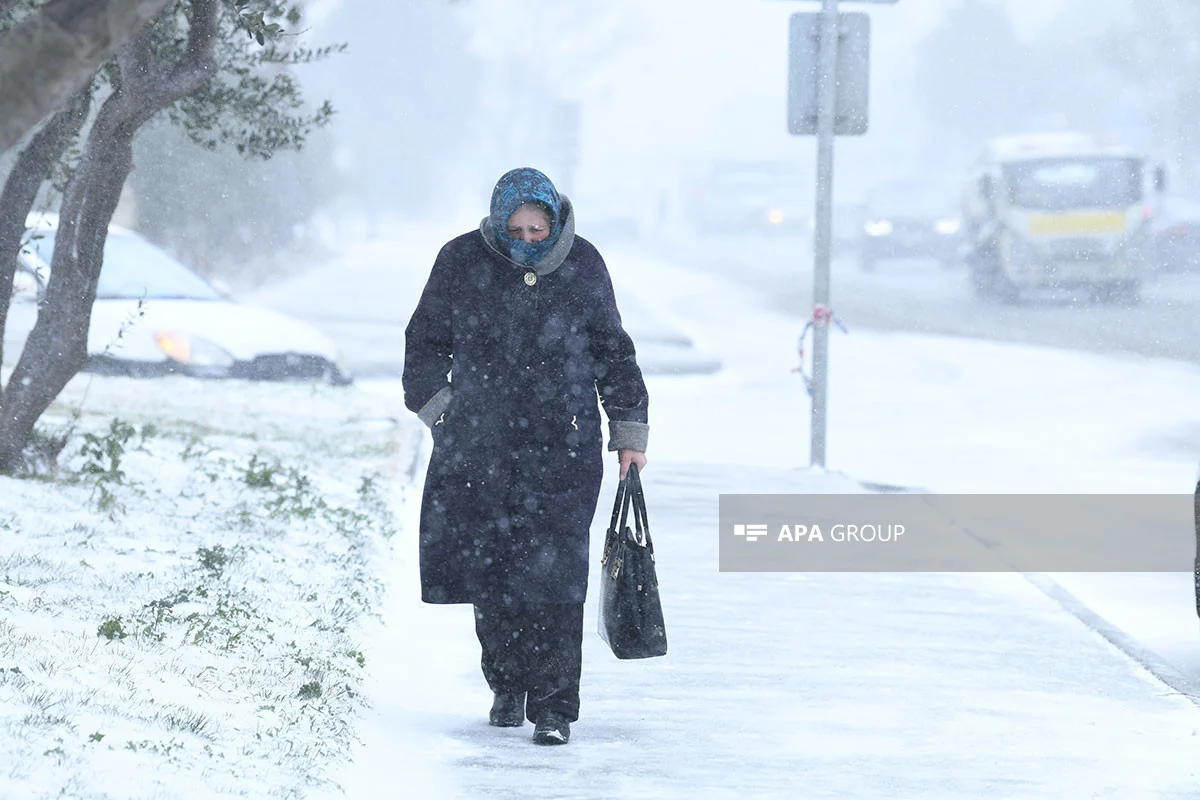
[402, 167, 650, 746]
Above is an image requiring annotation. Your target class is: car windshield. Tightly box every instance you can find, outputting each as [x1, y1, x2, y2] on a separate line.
[1003, 157, 1143, 211]
[23, 228, 221, 300]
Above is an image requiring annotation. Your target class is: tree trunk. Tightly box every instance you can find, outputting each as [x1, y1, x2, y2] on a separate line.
[0, 0, 173, 153]
[0, 101, 135, 474]
[0, 0, 218, 474]
[0, 88, 91, 376]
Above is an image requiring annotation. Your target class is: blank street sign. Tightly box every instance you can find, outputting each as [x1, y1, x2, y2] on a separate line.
[787, 12, 871, 136]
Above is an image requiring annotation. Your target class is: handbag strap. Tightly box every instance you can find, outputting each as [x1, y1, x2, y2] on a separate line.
[626, 464, 653, 552]
[609, 467, 634, 534]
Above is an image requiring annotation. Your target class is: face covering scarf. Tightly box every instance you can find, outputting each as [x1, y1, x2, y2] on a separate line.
[490, 167, 563, 266]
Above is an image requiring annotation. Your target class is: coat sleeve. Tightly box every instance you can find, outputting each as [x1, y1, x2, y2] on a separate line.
[403, 245, 455, 428]
[586, 253, 650, 453]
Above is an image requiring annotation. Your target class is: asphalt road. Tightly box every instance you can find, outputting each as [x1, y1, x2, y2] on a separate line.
[653, 234, 1200, 366]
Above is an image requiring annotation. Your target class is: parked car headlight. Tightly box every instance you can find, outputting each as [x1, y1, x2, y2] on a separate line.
[155, 331, 235, 370]
[864, 219, 893, 237]
[935, 218, 961, 236]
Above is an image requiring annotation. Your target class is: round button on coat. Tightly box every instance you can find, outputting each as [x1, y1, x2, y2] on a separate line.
[523, 271, 538, 286]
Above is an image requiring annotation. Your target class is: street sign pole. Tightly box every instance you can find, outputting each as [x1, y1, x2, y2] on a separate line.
[784, 0, 888, 468]
[809, 0, 839, 468]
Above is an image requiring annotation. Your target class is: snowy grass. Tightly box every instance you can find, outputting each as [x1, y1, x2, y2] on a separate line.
[0, 372, 418, 799]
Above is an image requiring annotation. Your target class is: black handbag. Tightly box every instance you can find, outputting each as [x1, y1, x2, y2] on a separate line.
[598, 464, 668, 659]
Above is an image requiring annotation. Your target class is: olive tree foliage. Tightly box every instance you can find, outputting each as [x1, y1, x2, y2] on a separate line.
[129, 0, 343, 279]
[0, 0, 339, 474]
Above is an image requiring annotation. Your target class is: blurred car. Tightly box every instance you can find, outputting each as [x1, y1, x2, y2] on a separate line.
[685, 161, 810, 235]
[859, 181, 962, 271]
[1151, 194, 1200, 274]
[7, 216, 352, 384]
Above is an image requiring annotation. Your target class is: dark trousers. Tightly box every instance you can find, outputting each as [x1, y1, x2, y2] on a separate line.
[473, 602, 584, 723]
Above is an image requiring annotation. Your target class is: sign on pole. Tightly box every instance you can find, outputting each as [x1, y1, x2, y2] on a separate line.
[777, 0, 894, 469]
[787, 12, 871, 136]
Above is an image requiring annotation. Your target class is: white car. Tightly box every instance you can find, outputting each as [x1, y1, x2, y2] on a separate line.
[7, 217, 352, 385]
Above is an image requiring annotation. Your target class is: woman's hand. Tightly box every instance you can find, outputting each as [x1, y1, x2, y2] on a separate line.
[618, 449, 647, 480]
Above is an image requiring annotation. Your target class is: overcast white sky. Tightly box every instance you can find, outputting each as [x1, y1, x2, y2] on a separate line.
[304, 0, 1132, 215]
[448, 0, 1108, 206]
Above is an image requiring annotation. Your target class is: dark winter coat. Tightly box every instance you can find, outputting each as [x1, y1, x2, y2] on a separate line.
[402, 197, 649, 605]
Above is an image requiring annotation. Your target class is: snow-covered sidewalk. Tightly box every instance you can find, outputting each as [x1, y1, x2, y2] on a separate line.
[329, 458, 1200, 799]
[312, 239, 1200, 798]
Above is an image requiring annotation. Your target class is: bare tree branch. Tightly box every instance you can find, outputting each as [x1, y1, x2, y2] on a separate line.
[115, 11, 158, 98]
[183, 0, 219, 68]
[116, 0, 220, 122]
[158, 0, 221, 105]
[0, 0, 174, 153]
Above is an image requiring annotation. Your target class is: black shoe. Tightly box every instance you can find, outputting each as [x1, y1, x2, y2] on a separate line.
[532, 712, 571, 745]
[489, 693, 525, 727]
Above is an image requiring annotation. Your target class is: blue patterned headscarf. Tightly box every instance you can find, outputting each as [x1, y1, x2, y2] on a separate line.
[490, 167, 563, 266]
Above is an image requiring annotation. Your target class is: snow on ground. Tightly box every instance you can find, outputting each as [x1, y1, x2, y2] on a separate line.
[600, 245, 1200, 495]
[8, 225, 1200, 797]
[287, 232, 1200, 798]
[329, 436, 1200, 799]
[0, 372, 417, 799]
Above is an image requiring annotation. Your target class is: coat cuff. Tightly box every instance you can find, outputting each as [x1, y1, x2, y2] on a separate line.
[607, 420, 649, 452]
[417, 386, 453, 428]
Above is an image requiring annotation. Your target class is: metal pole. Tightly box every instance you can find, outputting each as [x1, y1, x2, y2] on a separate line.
[810, 0, 839, 468]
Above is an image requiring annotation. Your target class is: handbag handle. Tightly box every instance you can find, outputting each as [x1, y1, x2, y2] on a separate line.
[608, 467, 634, 535]
[607, 463, 652, 548]
[625, 464, 652, 551]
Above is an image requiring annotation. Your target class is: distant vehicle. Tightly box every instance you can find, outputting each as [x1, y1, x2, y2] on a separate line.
[1150, 194, 1200, 274]
[685, 161, 810, 235]
[7, 216, 352, 384]
[858, 181, 962, 271]
[961, 132, 1165, 304]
